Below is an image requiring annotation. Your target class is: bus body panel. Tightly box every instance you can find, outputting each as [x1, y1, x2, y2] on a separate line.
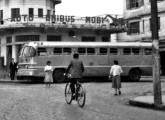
[17, 41, 153, 82]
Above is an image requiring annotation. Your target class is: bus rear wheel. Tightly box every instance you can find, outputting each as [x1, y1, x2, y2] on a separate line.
[53, 69, 65, 83]
[129, 68, 141, 82]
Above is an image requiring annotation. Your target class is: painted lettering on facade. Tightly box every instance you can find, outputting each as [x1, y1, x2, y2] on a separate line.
[11, 15, 105, 24]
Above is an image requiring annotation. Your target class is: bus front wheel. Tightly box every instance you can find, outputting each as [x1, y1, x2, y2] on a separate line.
[53, 69, 65, 83]
[129, 68, 141, 82]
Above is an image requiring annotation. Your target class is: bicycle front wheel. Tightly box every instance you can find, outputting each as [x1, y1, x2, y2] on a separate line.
[65, 83, 73, 104]
[77, 84, 86, 107]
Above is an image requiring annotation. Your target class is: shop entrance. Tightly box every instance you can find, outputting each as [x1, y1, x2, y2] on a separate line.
[7, 46, 12, 68]
[160, 51, 165, 75]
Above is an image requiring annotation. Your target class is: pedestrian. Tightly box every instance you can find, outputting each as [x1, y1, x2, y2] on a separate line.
[9, 58, 17, 81]
[109, 60, 123, 95]
[65, 53, 84, 99]
[44, 61, 53, 87]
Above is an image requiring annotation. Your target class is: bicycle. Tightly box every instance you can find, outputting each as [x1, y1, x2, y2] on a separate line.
[64, 74, 86, 107]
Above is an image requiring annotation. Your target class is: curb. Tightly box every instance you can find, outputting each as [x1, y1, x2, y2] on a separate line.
[129, 96, 165, 110]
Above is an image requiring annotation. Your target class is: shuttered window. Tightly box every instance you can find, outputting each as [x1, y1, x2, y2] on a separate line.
[126, 0, 144, 10]
[130, 22, 140, 34]
[29, 8, 34, 17]
[38, 8, 43, 17]
[11, 8, 20, 19]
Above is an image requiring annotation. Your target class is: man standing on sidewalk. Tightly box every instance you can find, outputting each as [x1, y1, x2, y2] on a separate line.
[9, 58, 17, 81]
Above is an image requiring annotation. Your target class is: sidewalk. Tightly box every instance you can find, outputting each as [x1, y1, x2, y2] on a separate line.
[129, 95, 165, 110]
[0, 78, 20, 83]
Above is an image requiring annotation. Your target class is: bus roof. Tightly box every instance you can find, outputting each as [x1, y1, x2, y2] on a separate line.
[26, 41, 152, 48]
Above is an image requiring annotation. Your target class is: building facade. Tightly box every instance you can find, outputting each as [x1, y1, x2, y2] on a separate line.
[117, 0, 165, 44]
[0, 0, 125, 67]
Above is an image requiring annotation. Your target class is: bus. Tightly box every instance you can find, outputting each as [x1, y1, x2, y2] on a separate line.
[17, 41, 153, 82]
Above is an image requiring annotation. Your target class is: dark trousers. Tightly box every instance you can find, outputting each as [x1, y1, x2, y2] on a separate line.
[10, 70, 15, 80]
[70, 78, 77, 95]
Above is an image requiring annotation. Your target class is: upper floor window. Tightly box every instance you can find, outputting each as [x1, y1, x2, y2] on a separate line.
[38, 8, 43, 17]
[47, 35, 61, 41]
[128, 22, 140, 34]
[11, 8, 20, 19]
[126, 0, 144, 9]
[16, 35, 39, 42]
[29, 8, 34, 17]
[82, 36, 96, 42]
[102, 37, 110, 42]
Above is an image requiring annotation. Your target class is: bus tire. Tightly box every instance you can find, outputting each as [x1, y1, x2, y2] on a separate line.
[53, 69, 65, 83]
[129, 68, 141, 82]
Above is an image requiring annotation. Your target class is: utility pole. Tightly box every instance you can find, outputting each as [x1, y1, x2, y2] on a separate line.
[151, 0, 162, 107]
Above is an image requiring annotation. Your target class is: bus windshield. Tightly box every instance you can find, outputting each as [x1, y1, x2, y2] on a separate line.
[22, 46, 36, 57]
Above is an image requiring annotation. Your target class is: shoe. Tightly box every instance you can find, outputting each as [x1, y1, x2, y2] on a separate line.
[114, 93, 117, 96]
[72, 94, 76, 100]
[119, 91, 121, 95]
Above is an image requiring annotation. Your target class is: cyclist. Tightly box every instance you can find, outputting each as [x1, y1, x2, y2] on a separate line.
[65, 53, 85, 99]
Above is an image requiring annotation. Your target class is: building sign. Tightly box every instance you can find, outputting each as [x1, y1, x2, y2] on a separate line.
[11, 15, 105, 24]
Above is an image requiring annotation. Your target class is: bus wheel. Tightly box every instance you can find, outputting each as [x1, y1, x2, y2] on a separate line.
[53, 69, 65, 83]
[129, 68, 141, 82]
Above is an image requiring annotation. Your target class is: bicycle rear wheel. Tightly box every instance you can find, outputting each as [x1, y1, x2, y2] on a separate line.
[65, 83, 73, 104]
[77, 84, 86, 107]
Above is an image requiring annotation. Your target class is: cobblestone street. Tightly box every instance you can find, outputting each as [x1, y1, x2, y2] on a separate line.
[0, 79, 165, 120]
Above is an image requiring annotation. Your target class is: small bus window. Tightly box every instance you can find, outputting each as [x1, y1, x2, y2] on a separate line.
[38, 47, 47, 56]
[123, 48, 131, 55]
[87, 48, 95, 55]
[132, 48, 140, 55]
[63, 48, 71, 55]
[54, 48, 62, 55]
[78, 48, 86, 55]
[145, 48, 152, 55]
[110, 48, 118, 55]
[99, 48, 107, 55]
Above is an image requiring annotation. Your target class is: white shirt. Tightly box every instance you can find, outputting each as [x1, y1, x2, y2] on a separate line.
[110, 65, 123, 76]
[44, 65, 53, 72]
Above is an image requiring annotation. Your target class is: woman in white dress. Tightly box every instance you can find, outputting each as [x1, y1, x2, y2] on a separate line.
[44, 61, 53, 87]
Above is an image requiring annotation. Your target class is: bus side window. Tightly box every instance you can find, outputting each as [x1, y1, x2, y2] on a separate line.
[110, 48, 118, 55]
[145, 48, 152, 55]
[132, 48, 140, 55]
[78, 48, 86, 55]
[38, 47, 47, 56]
[54, 48, 62, 55]
[123, 48, 131, 55]
[63, 48, 71, 55]
[99, 48, 107, 55]
[87, 48, 95, 55]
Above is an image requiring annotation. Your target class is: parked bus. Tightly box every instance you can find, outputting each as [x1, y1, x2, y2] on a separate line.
[17, 41, 153, 82]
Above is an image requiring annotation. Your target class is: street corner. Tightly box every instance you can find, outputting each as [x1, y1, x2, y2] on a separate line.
[129, 95, 165, 110]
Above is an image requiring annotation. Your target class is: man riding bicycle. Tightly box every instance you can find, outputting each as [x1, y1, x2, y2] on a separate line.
[65, 53, 85, 99]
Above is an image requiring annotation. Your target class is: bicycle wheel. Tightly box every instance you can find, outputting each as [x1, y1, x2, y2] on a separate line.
[65, 83, 73, 104]
[77, 84, 86, 107]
